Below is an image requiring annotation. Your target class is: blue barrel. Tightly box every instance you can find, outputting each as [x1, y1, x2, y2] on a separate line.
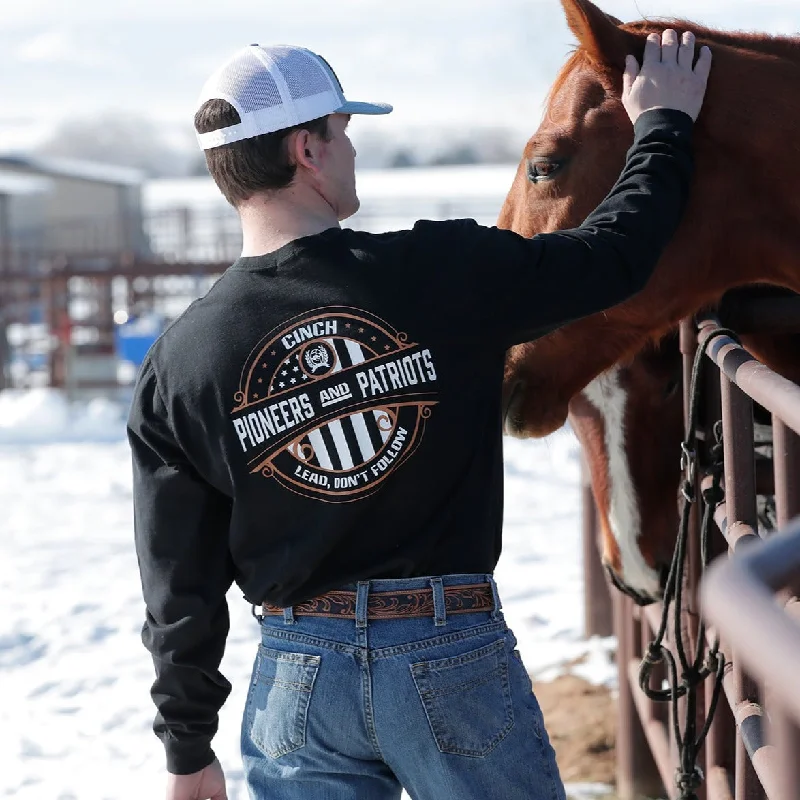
[114, 313, 164, 367]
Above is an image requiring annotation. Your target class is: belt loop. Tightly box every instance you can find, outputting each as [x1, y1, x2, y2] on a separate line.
[355, 581, 370, 629]
[487, 574, 502, 620]
[251, 603, 263, 623]
[431, 577, 447, 627]
[283, 606, 295, 625]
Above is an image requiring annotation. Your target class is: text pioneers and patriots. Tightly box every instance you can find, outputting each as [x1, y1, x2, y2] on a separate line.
[230, 308, 439, 502]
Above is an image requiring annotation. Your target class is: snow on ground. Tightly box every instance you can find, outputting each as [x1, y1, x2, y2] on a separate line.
[0, 390, 614, 799]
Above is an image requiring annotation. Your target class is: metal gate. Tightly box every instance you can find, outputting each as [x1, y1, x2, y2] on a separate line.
[584, 296, 800, 800]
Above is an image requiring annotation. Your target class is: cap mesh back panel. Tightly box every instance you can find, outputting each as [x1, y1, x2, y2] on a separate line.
[315, 55, 345, 93]
[215, 51, 283, 113]
[272, 47, 334, 100]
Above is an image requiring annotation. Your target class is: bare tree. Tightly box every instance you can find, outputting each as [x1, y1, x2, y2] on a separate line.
[36, 114, 193, 177]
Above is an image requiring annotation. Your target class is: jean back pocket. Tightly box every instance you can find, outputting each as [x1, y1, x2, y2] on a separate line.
[246, 646, 321, 759]
[411, 638, 514, 757]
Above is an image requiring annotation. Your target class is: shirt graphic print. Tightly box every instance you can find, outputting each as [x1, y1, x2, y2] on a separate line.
[230, 306, 439, 502]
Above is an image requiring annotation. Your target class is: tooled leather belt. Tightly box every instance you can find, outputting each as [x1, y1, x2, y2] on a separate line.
[261, 582, 495, 620]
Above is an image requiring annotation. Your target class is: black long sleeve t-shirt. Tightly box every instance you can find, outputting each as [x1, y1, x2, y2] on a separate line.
[127, 108, 694, 774]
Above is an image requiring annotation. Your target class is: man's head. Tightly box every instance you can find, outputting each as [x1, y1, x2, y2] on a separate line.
[194, 45, 391, 221]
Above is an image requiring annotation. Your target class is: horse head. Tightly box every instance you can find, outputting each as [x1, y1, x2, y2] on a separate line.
[501, 0, 800, 598]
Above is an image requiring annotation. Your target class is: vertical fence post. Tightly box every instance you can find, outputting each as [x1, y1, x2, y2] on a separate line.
[178, 207, 191, 262]
[771, 710, 800, 800]
[774, 418, 800, 599]
[615, 592, 664, 799]
[719, 373, 761, 800]
[695, 328, 736, 794]
[773, 418, 800, 529]
[582, 455, 613, 638]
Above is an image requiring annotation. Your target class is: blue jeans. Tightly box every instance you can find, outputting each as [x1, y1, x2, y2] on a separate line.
[241, 574, 566, 800]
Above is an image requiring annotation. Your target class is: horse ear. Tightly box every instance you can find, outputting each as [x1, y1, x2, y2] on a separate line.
[560, 0, 643, 70]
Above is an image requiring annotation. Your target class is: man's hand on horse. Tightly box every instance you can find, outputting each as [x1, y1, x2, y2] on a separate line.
[623, 29, 712, 123]
[166, 759, 227, 800]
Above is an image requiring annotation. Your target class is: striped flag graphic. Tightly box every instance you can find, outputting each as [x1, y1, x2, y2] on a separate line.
[288, 338, 393, 470]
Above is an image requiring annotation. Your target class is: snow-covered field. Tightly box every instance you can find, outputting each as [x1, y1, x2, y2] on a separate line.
[1, 389, 614, 799]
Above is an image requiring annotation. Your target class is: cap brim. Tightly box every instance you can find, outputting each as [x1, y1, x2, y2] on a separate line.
[336, 100, 393, 116]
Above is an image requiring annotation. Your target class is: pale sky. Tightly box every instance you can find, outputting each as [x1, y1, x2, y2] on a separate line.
[0, 0, 796, 153]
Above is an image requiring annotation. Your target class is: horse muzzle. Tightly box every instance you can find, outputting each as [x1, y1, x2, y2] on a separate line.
[604, 563, 665, 606]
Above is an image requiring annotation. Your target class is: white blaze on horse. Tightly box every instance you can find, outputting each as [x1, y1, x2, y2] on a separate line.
[500, 0, 800, 601]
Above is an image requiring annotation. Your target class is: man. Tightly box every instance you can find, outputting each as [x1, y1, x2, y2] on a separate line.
[129, 32, 711, 800]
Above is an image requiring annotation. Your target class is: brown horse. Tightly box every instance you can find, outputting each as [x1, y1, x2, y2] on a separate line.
[570, 307, 799, 602]
[500, 0, 800, 599]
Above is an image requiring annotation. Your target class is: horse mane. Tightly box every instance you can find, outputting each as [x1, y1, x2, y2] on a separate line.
[549, 18, 800, 105]
[624, 19, 800, 61]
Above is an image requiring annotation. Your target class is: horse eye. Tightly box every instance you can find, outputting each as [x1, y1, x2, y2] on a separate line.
[527, 158, 565, 183]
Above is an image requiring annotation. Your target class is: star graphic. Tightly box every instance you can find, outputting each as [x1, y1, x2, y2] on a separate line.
[271, 351, 276, 356]
[358, 328, 364, 333]
[290, 378, 297, 384]
[281, 370, 287, 376]
[384, 345, 391, 351]
[371, 336, 377, 342]
[279, 382, 285, 388]
[270, 385, 275, 392]
[261, 363, 267, 368]
[293, 366, 299, 372]
[301, 375, 308, 381]
[253, 393, 259, 399]
[257, 378, 263, 383]
[285, 359, 292, 365]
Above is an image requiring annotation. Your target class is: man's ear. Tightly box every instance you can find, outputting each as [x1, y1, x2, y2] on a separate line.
[560, 0, 644, 70]
[288, 129, 319, 173]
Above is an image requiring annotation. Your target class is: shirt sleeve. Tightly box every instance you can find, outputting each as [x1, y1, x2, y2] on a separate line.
[437, 108, 695, 348]
[127, 358, 235, 775]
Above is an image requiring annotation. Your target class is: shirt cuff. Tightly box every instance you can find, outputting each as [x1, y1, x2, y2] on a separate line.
[165, 740, 216, 776]
[633, 107, 694, 142]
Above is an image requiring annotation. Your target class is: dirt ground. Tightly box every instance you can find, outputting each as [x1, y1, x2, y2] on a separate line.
[533, 675, 617, 787]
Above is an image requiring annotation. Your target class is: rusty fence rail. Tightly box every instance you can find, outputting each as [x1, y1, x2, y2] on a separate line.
[590, 300, 800, 800]
[702, 518, 800, 800]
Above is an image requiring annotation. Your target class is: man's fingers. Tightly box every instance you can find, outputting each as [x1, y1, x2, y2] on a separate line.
[643, 33, 661, 65]
[694, 45, 713, 83]
[661, 29, 680, 65]
[622, 55, 639, 97]
[678, 31, 696, 70]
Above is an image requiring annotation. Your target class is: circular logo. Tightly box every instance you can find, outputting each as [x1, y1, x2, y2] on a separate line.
[299, 341, 336, 378]
[230, 307, 438, 502]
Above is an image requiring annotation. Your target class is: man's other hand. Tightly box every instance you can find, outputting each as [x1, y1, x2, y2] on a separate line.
[166, 759, 227, 800]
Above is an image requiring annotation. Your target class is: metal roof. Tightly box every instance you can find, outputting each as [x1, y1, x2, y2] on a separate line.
[0, 172, 53, 196]
[0, 154, 143, 186]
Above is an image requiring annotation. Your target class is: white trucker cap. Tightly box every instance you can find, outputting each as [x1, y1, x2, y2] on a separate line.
[196, 44, 393, 150]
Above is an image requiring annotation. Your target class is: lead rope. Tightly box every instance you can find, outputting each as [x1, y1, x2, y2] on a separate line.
[637, 326, 737, 800]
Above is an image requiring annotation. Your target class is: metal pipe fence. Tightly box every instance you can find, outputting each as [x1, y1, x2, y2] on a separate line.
[0, 196, 507, 391]
[594, 301, 800, 800]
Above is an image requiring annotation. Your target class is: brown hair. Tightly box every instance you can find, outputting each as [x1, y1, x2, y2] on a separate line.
[194, 99, 331, 206]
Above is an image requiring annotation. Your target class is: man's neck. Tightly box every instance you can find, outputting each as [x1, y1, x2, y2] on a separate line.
[238, 187, 340, 257]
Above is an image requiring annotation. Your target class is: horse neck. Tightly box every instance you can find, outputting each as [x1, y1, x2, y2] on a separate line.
[700, 45, 800, 178]
[668, 45, 800, 301]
